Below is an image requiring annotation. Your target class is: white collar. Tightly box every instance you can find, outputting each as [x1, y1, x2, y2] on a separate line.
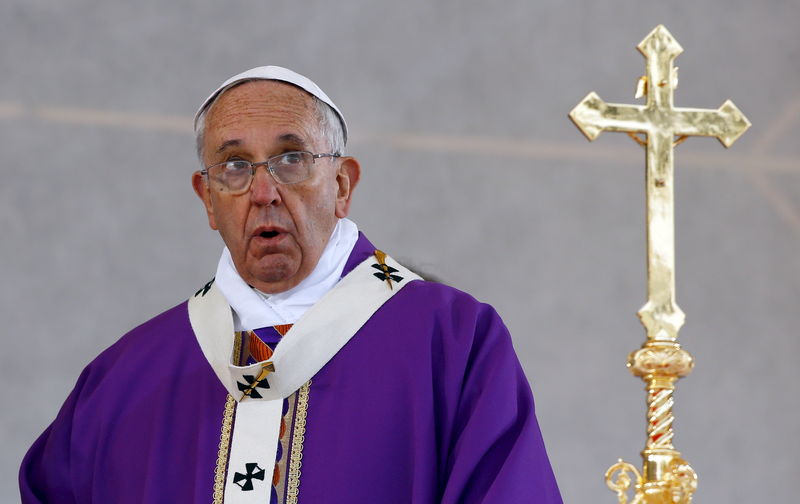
[189, 250, 421, 401]
[214, 218, 359, 330]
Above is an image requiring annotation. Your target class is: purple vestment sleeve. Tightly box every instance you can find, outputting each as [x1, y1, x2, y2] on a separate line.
[19, 303, 227, 503]
[439, 304, 562, 503]
[20, 370, 87, 503]
[296, 273, 562, 503]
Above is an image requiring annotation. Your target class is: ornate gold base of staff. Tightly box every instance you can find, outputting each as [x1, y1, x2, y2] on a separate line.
[569, 25, 750, 504]
[605, 340, 697, 504]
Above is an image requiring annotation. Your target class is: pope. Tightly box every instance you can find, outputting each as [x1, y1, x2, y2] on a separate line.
[20, 66, 563, 504]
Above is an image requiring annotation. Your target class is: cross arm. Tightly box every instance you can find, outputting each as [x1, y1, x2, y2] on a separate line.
[569, 92, 649, 141]
[671, 100, 751, 147]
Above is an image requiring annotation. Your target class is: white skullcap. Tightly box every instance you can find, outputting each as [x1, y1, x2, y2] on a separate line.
[194, 65, 347, 145]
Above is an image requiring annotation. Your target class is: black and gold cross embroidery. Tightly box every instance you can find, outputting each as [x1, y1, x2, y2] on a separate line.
[233, 462, 265, 491]
[194, 278, 215, 297]
[237, 362, 275, 400]
[372, 250, 403, 290]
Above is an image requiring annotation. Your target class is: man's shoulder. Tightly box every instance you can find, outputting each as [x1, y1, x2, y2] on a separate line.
[383, 280, 509, 349]
[85, 300, 193, 378]
[345, 237, 501, 325]
[399, 277, 497, 316]
[366, 277, 523, 390]
[112, 300, 190, 347]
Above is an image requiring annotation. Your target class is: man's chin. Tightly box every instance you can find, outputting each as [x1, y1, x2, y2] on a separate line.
[245, 259, 303, 294]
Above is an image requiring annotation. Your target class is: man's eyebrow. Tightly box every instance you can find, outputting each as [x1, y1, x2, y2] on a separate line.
[214, 134, 308, 155]
[215, 139, 242, 154]
[278, 133, 308, 147]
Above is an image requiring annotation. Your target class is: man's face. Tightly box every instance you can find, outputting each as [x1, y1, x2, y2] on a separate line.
[192, 81, 360, 294]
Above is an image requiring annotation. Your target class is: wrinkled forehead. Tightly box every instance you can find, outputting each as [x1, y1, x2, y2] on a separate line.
[202, 81, 324, 151]
[204, 80, 318, 125]
[205, 79, 314, 116]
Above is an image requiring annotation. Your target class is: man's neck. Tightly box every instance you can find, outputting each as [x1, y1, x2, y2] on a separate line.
[215, 218, 359, 330]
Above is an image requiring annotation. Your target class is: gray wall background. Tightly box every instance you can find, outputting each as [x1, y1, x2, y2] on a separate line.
[2, 1, 798, 502]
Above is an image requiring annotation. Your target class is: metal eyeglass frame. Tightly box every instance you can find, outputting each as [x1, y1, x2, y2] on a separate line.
[201, 151, 341, 193]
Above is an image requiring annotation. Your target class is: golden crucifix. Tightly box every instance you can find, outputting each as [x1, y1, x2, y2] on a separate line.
[569, 25, 750, 504]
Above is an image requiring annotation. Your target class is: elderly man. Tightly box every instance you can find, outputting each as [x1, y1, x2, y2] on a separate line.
[20, 67, 562, 503]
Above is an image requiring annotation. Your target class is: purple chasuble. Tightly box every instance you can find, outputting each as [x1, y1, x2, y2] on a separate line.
[20, 233, 562, 503]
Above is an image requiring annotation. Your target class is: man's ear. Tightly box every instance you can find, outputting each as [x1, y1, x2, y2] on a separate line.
[192, 171, 218, 230]
[334, 156, 361, 218]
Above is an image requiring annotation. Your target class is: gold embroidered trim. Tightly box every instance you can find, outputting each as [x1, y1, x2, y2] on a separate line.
[213, 394, 236, 504]
[232, 331, 243, 365]
[285, 380, 311, 504]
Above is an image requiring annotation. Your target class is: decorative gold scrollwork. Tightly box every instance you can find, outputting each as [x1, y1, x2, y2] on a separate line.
[605, 457, 697, 504]
[666, 458, 697, 504]
[605, 459, 643, 504]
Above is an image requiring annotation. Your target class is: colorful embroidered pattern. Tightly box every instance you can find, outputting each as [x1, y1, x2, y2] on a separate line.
[271, 397, 292, 503]
[273, 324, 293, 336]
[248, 331, 274, 363]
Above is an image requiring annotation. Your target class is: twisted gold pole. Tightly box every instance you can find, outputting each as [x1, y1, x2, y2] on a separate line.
[646, 388, 674, 449]
[625, 343, 695, 503]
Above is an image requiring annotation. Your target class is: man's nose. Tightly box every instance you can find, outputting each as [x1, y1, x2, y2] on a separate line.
[249, 165, 282, 206]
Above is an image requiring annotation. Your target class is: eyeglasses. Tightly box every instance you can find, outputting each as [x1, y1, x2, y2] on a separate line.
[201, 151, 340, 194]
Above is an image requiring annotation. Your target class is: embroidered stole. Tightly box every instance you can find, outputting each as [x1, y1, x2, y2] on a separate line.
[189, 251, 421, 504]
[228, 327, 301, 503]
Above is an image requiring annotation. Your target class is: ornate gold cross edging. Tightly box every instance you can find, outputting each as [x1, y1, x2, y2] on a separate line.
[569, 25, 750, 504]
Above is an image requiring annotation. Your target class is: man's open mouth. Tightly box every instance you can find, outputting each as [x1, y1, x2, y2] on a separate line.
[260, 230, 280, 238]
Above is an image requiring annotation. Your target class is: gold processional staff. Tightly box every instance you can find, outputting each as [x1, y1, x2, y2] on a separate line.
[569, 25, 750, 504]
